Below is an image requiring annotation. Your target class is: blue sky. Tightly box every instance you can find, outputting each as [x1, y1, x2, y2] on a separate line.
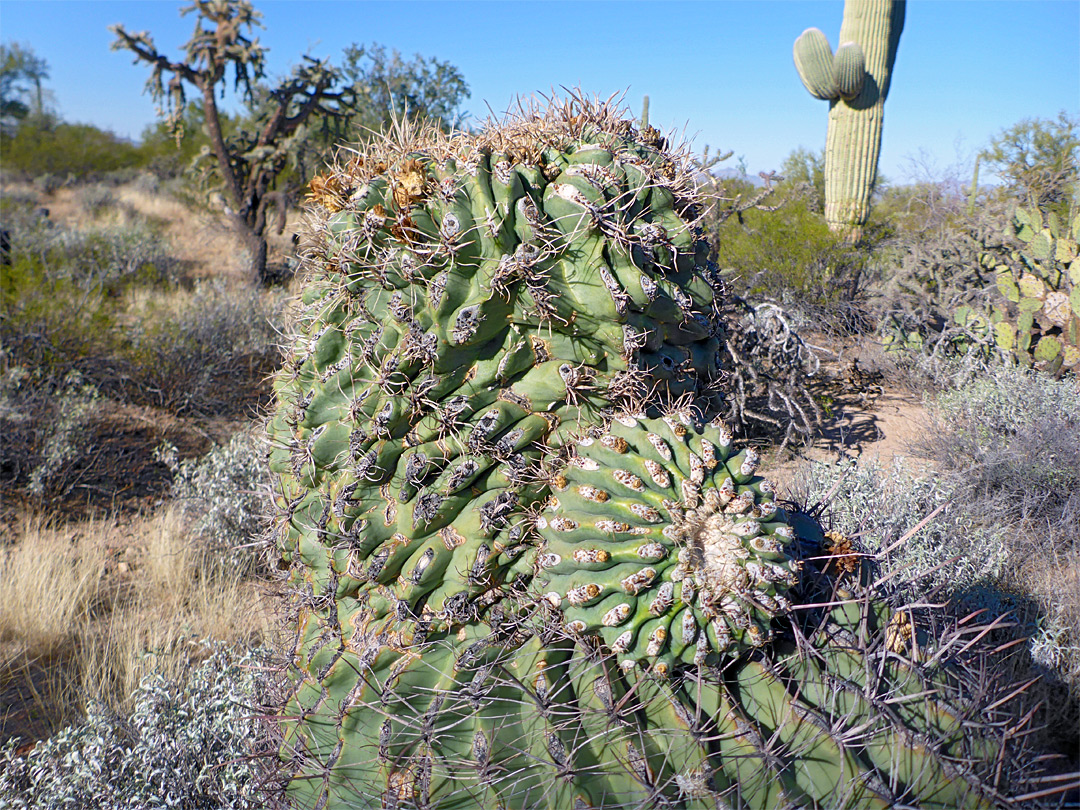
[2, 1, 1077, 183]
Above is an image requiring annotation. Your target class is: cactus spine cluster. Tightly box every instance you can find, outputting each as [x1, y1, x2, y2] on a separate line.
[794, 0, 906, 237]
[269, 96, 1032, 809]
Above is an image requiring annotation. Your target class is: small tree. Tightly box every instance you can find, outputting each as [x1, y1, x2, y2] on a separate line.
[780, 147, 826, 213]
[111, 0, 346, 284]
[292, 43, 470, 184]
[1, 41, 50, 135]
[341, 43, 469, 133]
[981, 111, 1079, 212]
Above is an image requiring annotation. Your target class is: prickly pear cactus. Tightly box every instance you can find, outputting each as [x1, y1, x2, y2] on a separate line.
[270, 97, 1031, 810]
[794, 0, 905, 236]
[991, 206, 1080, 374]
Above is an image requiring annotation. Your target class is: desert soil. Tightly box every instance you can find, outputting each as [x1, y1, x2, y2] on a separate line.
[767, 333, 937, 500]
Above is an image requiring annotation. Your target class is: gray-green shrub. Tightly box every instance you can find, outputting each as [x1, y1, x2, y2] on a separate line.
[26, 372, 101, 500]
[158, 429, 271, 574]
[791, 456, 1010, 603]
[0, 643, 277, 810]
[792, 365, 1080, 696]
[122, 281, 285, 415]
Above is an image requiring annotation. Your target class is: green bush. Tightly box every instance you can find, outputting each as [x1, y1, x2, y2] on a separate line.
[0, 118, 143, 179]
[0, 215, 180, 383]
[705, 180, 878, 332]
[1, 208, 282, 418]
[0, 249, 120, 376]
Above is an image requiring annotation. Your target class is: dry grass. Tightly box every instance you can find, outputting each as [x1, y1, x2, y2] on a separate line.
[4, 177, 255, 283]
[0, 507, 274, 745]
[116, 184, 252, 282]
[0, 515, 115, 663]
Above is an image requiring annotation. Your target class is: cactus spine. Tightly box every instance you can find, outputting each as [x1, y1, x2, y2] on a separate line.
[270, 97, 1037, 809]
[794, 0, 905, 238]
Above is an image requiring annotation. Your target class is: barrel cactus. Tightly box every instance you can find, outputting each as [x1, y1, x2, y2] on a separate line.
[269, 97, 1035, 809]
[794, 0, 906, 237]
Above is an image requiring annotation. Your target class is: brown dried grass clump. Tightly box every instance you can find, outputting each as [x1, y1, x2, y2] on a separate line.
[0, 507, 275, 746]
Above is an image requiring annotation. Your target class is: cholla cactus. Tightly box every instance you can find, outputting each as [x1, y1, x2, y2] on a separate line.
[268, 95, 1043, 809]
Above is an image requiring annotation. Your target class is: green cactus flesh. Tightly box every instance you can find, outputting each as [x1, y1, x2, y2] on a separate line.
[271, 98, 1026, 809]
[795, 0, 905, 234]
[991, 207, 1080, 373]
[281, 554, 1007, 809]
[793, 28, 842, 101]
[536, 412, 799, 675]
[832, 41, 867, 100]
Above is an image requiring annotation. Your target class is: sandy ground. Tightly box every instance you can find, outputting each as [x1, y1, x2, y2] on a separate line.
[768, 338, 937, 499]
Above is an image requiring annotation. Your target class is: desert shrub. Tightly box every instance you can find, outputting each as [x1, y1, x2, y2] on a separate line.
[0, 217, 180, 381]
[73, 183, 118, 218]
[0, 189, 41, 222]
[717, 296, 822, 450]
[1, 273, 282, 420]
[26, 372, 101, 501]
[921, 367, 1080, 680]
[875, 187, 1018, 372]
[703, 178, 881, 335]
[131, 171, 161, 197]
[120, 281, 284, 415]
[793, 365, 1080, 695]
[715, 195, 868, 302]
[1, 202, 280, 416]
[925, 366, 1080, 509]
[0, 642, 277, 809]
[0, 366, 48, 485]
[0, 119, 144, 179]
[0, 249, 120, 378]
[13, 218, 178, 291]
[792, 456, 1009, 604]
[158, 430, 271, 574]
[30, 173, 65, 195]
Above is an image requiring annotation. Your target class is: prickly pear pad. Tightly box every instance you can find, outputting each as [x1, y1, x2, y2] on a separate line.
[535, 411, 800, 675]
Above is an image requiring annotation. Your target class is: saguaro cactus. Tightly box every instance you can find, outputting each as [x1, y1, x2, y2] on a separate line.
[794, 0, 905, 238]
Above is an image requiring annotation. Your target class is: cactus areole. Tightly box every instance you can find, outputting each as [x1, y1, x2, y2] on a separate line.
[269, 96, 1018, 809]
[795, 0, 906, 238]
